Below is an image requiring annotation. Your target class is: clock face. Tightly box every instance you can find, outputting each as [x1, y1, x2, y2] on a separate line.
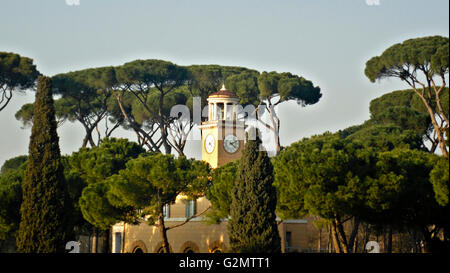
[224, 134, 239, 154]
[205, 134, 215, 154]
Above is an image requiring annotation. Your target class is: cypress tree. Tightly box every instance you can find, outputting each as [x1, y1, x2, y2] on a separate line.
[228, 132, 281, 253]
[16, 76, 67, 253]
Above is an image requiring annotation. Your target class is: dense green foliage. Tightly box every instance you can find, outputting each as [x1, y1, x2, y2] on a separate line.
[343, 124, 424, 151]
[364, 149, 449, 252]
[0, 138, 145, 251]
[273, 133, 371, 220]
[430, 157, 450, 207]
[0, 52, 40, 112]
[2, 40, 446, 253]
[74, 138, 146, 230]
[16, 76, 67, 253]
[16, 61, 321, 156]
[0, 155, 27, 175]
[258, 71, 321, 106]
[0, 157, 27, 240]
[115, 59, 189, 154]
[368, 88, 449, 152]
[365, 36, 449, 157]
[273, 125, 449, 252]
[11, 66, 123, 148]
[365, 36, 448, 83]
[205, 161, 238, 224]
[363, 150, 441, 225]
[186, 65, 256, 108]
[273, 132, 373, 252]
[256, 71, 322, 154]
[228, 134, 281, 253]
[51, 67, 120, 148]
[106, 153, 211, 253]
[69, 138, 146, 185]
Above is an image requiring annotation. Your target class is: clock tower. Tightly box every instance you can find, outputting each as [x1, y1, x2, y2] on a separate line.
[199, 85, 245, 168]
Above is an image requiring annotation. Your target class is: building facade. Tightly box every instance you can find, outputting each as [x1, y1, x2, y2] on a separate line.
[111, 85, 317, 253]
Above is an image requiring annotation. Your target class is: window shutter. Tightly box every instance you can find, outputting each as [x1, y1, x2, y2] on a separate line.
[191, 200, 196, 217]
[185, 201, 190, 218]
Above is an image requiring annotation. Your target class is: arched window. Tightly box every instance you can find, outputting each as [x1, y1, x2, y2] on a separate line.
[133, 247, 144, 254]
[130, 240, 148, 253]
[209, 241, 225, 253]
[157, 247, 165, 253]
[180, 241, 200, 253]
[184, 248, 195, 253]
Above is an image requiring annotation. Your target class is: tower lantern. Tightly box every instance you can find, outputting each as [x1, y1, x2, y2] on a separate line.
[207, 84, 240, 121]
[199, 84, 245, 168]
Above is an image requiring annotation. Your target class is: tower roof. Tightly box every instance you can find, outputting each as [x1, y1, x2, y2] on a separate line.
[208, 84, 238, 99]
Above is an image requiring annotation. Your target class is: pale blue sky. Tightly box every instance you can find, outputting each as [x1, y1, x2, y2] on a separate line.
[0, 0, 449, 166]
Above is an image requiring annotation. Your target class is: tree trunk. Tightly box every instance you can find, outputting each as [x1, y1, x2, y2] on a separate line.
[81, 124, 96, 148]
[331, 221, 342, 253]
[421, 227, 432, 253]
[363, 223, 371, 252]
[348, 217, 360, 253]
[386, 226, 393, 253]
[159, 94, 171, 155]
[158, 213, 171, 253]
[318, 228, 321, 252]
[91, 228, 98, 253]
[424, 106, 447, 157]
[353, 235, 358, 253]
[327, 224, 332, 253]
[335, 219, 349, 253]
[413, 89, 448, 157]
[160, 125, 171, 154]
[81, 133, 95, 148]
[431, 78, 449, 127]
[100, 229, 110, 253]
[116, 94, 160, 152]
[266, 100, 281, 155]
[0, 89, 13, 112]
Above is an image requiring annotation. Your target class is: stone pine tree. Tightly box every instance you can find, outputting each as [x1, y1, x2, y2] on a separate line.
[16, 76, 67, 253]
[228, 131, 281, 253]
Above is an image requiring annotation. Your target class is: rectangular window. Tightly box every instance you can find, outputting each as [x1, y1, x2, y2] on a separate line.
[185, 199, 196, 218]
[163, 204, 170, 218]
[114, 232, 122, 253]
[286, 231, 292, 248]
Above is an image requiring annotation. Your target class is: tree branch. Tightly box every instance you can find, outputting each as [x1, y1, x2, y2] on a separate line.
[165, 206, 211, 230]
